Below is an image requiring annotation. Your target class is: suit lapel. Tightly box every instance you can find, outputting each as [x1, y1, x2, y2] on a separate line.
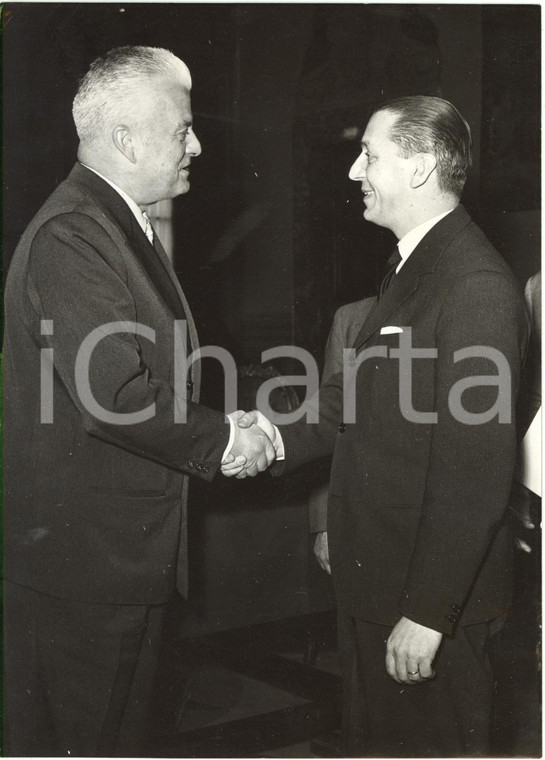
[67, 164, 187, 324]
[66, 164, 201, 394]
[352, 268, 421, 350]
[152, 232, 202, 399]
[353, 205, 471, 350]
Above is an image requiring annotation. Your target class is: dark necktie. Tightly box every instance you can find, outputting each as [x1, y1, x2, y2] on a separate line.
[378, 246, 402, 299]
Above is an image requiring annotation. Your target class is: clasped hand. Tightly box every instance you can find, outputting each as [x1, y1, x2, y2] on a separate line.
[221, 410, 278, 478]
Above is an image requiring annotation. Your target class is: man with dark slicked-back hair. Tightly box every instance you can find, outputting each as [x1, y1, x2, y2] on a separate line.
[227, 96, 528, 756]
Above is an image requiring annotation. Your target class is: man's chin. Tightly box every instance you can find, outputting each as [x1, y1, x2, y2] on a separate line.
[165, 180, 190, 200]
[176, 178, 190, 195]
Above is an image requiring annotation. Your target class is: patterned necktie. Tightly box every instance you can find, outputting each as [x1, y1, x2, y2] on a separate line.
[378, 246, 402, 299]
[142, 212, 154, 246]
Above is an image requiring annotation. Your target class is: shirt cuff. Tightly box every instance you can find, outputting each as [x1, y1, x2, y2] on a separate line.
[221, 415, 237, 463]
[273, 425, 285, 460]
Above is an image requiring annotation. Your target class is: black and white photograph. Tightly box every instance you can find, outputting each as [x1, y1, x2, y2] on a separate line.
[2, 3, 541, 757]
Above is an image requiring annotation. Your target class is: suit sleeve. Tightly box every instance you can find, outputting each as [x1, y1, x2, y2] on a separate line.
[399, 270, 528, 633]
[307, 308, 346, 533]
[27, 213, 229, 480]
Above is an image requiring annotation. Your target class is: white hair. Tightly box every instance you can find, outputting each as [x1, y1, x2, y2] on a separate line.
[73, 46, 192, 144]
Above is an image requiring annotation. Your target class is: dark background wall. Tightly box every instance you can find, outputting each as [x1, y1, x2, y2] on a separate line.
[4, 4, 541, 383]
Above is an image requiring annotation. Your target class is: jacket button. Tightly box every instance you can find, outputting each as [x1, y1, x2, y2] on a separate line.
[338, 423, 346, 434]
[186, 380, 194, 390]
[450, 604, 461, 614]
[446, 613, 457, 624]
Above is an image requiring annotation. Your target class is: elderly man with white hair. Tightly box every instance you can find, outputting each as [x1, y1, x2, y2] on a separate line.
[3, 45, 273, 756]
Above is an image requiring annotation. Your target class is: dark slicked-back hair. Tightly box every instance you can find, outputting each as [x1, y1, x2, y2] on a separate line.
[374, 95, 472, 197]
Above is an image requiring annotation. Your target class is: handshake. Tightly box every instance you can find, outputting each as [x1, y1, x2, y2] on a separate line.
[221, 410, 282, 478]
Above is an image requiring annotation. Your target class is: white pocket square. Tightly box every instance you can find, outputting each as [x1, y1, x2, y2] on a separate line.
[380, 326, 404, 335]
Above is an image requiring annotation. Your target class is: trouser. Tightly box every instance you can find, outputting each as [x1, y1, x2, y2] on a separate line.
[337, 611, 496, 757]
[2, 580, 166, 757]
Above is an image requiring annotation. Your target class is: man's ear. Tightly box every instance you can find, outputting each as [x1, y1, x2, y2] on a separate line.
[409, 153, 437, 189]
[112, 125, 137, 164]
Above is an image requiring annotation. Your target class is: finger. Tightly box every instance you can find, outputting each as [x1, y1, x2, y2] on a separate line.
[418, 659, 435, 680]
[385, 650, 400, 683]
[516, 538, 532, 553]
[236, 464, 259, 478]
[406, 661, 421, 685]
[222, 467, 245, 478]
[314, 552, 327, 573]
[237, 411, 259, 429]
[221, 455, 247, 470]
[394, 653, 419, 685]
[221, 463, 246, 476]
[239, 460, 260, 478]
[228, 410, 246, 423]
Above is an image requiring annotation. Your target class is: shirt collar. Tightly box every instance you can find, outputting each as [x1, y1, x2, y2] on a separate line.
[396, 208, 455, 272]
[80, 164, 148, 235]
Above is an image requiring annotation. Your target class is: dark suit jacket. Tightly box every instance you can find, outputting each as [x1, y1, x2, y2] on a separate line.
[280, 206, 528, 634]
[309, 297, 376, 533]
[3, 163, 229, 604]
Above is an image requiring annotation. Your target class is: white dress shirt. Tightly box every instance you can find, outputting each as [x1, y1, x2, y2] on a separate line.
[81, 163, 149, 234]
[396, 208, 454, 272]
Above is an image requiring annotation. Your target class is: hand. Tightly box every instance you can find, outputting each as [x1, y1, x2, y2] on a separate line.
[221, 410, 276, 478]
[313, 531, 331, 575]
[386, 616, 442, 685]
[221, 410, 250, 476]
[225, 409, 281, 479]
[510, 484, 536, 554]
[236, 410, 279, 452]
[220, 450, 248, 470]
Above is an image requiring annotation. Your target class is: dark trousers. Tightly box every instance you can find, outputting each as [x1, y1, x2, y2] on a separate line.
[3, 580, 166, 757]
[338, 611, 495, 757]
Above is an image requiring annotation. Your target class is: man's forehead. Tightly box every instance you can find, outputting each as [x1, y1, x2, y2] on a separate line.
[151, 82, 192, 116]
[361, 111, 397, 147]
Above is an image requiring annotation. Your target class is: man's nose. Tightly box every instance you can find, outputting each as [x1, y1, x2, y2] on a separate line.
[187, 129, 202, 157]
[348, 154, 366, 181]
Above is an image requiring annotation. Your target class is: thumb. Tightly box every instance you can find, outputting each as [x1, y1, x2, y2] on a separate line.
[237, 410, 259, 428]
